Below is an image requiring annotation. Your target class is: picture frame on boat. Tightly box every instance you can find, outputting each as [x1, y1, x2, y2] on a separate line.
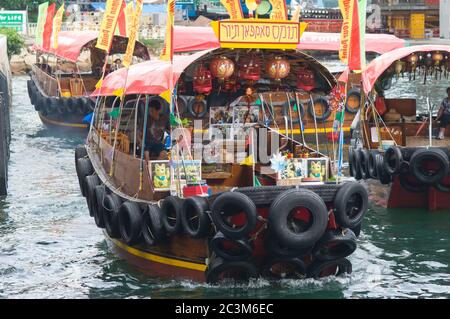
[305, 158, 329, 182]
[148, 160, 171, 191]
[209, 124, 234, 141]
[210, 106, 233, 125]
[170, 160, 202, 185]
[280, 158, 307, 180]
[232, 105, 260, 125]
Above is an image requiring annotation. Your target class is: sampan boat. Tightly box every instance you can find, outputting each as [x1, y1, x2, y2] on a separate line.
[346, 45, 450, 211]
[76, 19, 369, 283]
[27, 31, 150, 130]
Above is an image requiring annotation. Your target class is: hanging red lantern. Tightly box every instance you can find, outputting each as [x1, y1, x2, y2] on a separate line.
[266, 56, 290, 81]
[193, 64, 212, 95]
[209, 56, 235, 81]
[238, 54, 261, 82]
[296, 65, 316, 92]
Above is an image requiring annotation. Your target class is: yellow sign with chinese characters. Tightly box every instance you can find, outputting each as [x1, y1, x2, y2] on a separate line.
[211, 19, 308, 49]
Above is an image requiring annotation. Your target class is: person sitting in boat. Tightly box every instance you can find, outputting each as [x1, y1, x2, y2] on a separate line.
[436, 87, 450, 140]
[136, 99, 169, 160]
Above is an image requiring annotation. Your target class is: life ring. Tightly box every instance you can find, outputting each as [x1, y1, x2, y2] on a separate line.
[358, 148, 370, 180]
[264, 231, 312, 258]
[383, 146, 403, 175]
[161, 196, 184, 236]
[283, 99, 305, 124]
[187, 97, 208, 119]
[93, 185, 106, 228]
[312, 228, 357, 261]
[368, 150, 379, 179]
[307, 258, 352, 279]
[75, 157, 93, 197]
[103, 193, 122, 239]
[409, 148, 449, 185]
[352, 148, 363, 180]
[181, 196, 211, 239]
[205, 257, 258, 284]
[333, 182, 368, 229]
[308, 97, 332, 122]
[268, 189, 328, 250]
[399, 173, 427, 193]
[118, 201, 143, 246]
[375, 153, 392, 185]
[211, 192, 257, 239]
[210, 232, 253, 261]
[261, 257, 307, 279]
[142, 204, 167, 246]
[84, 175, 100, 217]
[345, 88, 361, 114]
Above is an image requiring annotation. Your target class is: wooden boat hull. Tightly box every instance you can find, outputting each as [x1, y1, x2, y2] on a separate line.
[38, 112, 88, 130]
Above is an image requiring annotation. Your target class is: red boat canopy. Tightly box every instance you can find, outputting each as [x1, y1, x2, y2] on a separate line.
[362, 45, 450, 93]
[173, 26, 405, 54]
[33, 31, 150, 63]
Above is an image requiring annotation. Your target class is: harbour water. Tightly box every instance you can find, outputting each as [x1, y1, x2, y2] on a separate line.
[0, 76, 448, 298]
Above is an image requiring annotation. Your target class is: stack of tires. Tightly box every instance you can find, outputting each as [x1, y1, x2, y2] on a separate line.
[76, 146, 368, 284]
[349, 145, 450, 193]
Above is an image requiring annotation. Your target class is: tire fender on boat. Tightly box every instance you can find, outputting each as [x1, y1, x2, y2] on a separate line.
[268, 189, 328, 250]
[359, 148, 370, 180]
[142, 204, 167, 246]
[264, 230, 312, 258]
[307, 258, 352, 279]
[312, 228, 357, 261]
[85, 175, 100, 217]
[409, 148, 449, 186]
[103, 193, 122, 239]
[333, 182, 368, 229]
[76, 157, 94, 197]
[181, 196, 211, 239]
[261, 257, 307, 279]
[368, 150, 379, 179]
[187, 98, 208, 119]
[211, 192, 257, 239]
[375, 153, 392, 185]
[210, 232, 253, 261]
[205, 257, 258, 284]
[161, 196, 184, 236]
[94, 185, 106, 228]
[308, 97, 332, 122]
[383, 146, 403, 175]
[345, 88, 361, 114]
[118, 201, 144, 246]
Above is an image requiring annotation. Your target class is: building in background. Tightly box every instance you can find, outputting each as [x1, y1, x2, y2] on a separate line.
[441, 0, 450, 39]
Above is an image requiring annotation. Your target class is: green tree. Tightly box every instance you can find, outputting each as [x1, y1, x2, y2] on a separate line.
[0, 28, 25, 58]
[0, 0, 59, 23]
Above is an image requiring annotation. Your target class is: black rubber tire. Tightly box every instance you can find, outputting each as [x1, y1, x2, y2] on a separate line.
[161, 196, 183, 236]
[308, 97, 332, 122]
[384, 146, 403, 175]
[103, 193, 122, 239]
[351, 224, 361, 238]
[312, 228, 357, 261]
[353, 148, 363, 180]
[345, 88, 361, 114]
[85, 175, 100, 217]
[376, 154, 392, 185]
[368, 150, 379, 179]
[307, 258, 352, 279]
[62, 97, 74, 113]
[49, 97, 60, 114]
[359, 148, 370, 180]
[80, 97, 94, 113]
[399, 173, 427, 193]
[75, 146, 87, 165]
[142, 204, 167, 246]
[76, 157, 94, 197]
[94, 185, 106, 228]
[187, 98, 208, 119]
[35, 91, 43, 112]
[210, 232, 253, 261]
[41, 97, 51, 115]
[205, 257, 258, 284]
[264, 231, 312, 258]
[333, 182, 368, 229]
[261, 257, 307, 279]
[181, 196, 211, 239]
[283, 99, 305, 124]
[119, 201, 143, 246]
[176, 95, 189, 115]
[27, 80, 34, 104]
[348, 147, 356, 177]
[268, 189, 328, 250]
[409, 148, 449, 186]
[30, 82, 37, 106]
[211, 192, 257, 240]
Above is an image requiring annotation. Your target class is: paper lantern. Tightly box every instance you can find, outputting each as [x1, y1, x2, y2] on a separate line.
[209, 56, 235, 81]
[266, 56, 290, 81]
[296, 66, 316, 91]
[193, 64, 212, 95]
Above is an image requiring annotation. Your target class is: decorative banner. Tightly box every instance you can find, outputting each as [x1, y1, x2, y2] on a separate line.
[220, 0, 244, 20]
[338, 0, 355, 64]
[96, 0, 125, 52]
[42, 3, 56, 50]
[211, 20, 308, 49]
[115, 0, 127, 36]
[123, 0, 144, 67]
[357, 0, 367, 69]
[125, 1, 135, 37]
[160, 0, 176, 62]
[35, 2, 49, 46]
[52, 4, 64, 49]
[268, 0, 288, 20]
[347, 0, 362, 71]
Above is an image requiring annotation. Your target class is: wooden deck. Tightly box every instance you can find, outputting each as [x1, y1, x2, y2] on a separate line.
[406, 136, 450, 147]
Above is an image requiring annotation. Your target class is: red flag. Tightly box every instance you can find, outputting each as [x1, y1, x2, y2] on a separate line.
[43, 3, 56, 50]
[116, 0, 127, 36]
[348, 0, 361, 71]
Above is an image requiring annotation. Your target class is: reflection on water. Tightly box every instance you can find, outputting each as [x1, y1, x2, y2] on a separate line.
[0, 76, 448, 299]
